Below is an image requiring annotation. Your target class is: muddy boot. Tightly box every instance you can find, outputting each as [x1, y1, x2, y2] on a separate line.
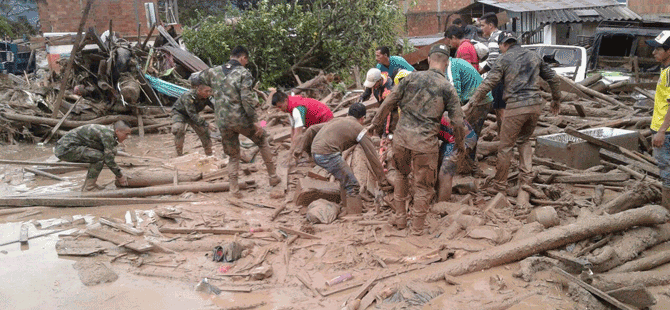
[388, 196, 408, 229]
[663, 186, 670, 212]
[203, 144, 213, 156]
[229, 158, 243, 199]
[82, 178, 103, 192]
[259, 144, 279, 186]
[175, 145, 184, 157]
[345, 196, 363, 215]
[410, 215, 426, 236]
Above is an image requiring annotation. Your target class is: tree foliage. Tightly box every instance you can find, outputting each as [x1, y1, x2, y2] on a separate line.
[182, 0, 407, 88]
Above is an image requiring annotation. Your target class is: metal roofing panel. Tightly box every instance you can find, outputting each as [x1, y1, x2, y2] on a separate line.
[535, 5, 640, 24]
[477, 0, 620, 12]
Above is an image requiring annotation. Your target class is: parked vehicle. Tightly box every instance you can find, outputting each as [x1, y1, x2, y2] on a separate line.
[587, 26, 663, 73]
[523, 44, 588, 82]
[0, 41, 35, 74]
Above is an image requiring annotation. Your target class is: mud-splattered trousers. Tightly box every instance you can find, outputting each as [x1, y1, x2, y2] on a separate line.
[171, 111, 212, 155]
[313, 153, 360, 197]
[54, 124, 121, 181]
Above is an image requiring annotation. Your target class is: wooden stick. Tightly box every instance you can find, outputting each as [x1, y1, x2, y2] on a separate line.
[51, 0, 94, 118]
[99, 217, 144, 235]
[141, 24, 156, 50]
[0, 197, 191, 208]
[0, 228, 70, 247]
[574, 235, 612, 257]
[23, 167, 66, 181]
[277, 226, 320, 239]
[159, 228, 249, 235]
[553, 267, 636, 310]
[270, 205, 286, 221]
[44, 97, 81, 143]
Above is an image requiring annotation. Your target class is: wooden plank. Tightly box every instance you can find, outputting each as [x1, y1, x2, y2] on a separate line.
[600, 149, 659, 177]
[277, 225, 320, 239]
[0, 197, 191, 208]
[554, 172, 630, 183]
[158, 227, 249, 235]
[296, 273, 320, 297]
[349, 270, 382, 302]
[23, 167, 66, 181]
[0, 228, 70, 247]
[51, 0, 94, 118]
[19, 223, 29, 244]
[552, 267, 636, 310]
[99, 217, 144, 235]
[0, 159, 146, 168]
[44, 97, 81, 143]
[55, 239, 106, 256]
[86, 223, 153, 252]
[156, 25, 180, 47]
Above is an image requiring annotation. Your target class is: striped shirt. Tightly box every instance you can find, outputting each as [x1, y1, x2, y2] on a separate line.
[483, 30, 502, 72]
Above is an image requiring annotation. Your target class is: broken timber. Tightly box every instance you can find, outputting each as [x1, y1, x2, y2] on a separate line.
[553, 172, 629, 183]
[159, 228, 249, 235]
[294, 178, 341, 206]
[78, 181, 255, 198]
[0, 197, 191, 208]
[600, 149, 660, 177]
[553, 267, 636, 310]
[86, 223, 153, 252]
[23, 167, 66, 181]
[99, 217, 144, 235]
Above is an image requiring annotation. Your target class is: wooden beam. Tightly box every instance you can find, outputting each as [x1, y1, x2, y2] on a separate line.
[99, 217, 144, 235]
[553, 267, 636, 310]
[141, 24, 156, 50]
[553, 172, 630, 183]
[44, 98, 82, 143]
[277, 225, 320, 239]
[600, 149, 659, 177]
[158, 227, 249, 235]
[86, 223, 153, 252]
[0, 197, 191, 208]
[51, 0, 94, 118]
[23, 167, 67, 181]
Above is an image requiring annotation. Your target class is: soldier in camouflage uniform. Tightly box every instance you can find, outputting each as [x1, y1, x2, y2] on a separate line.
[371, 44, 466, 235]
[190, 46, 280, 198]
[171, 84, 215, 156]
[465, 32, 561, 205]
[54, 121, 131, 191]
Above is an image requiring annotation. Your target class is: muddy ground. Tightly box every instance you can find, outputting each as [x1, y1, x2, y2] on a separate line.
[2, 131, 670, 310]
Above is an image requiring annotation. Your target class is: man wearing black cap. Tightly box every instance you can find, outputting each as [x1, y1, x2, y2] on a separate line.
[647, 30, 670, 210]
[465, 31, 561, 205]
[294, 103, 389, 215]
[370, 44, 466, 235]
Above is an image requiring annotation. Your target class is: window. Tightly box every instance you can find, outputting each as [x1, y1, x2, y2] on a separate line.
[144, 2, 157, 28]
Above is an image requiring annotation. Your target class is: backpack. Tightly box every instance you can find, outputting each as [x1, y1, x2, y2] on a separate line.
[471, 40, 489, 61]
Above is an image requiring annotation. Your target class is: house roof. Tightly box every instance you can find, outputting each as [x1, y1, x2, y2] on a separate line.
[475, 0, 622, 12]
[535, 5, 641, 24]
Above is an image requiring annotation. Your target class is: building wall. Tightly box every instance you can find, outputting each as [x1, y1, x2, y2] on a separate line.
[627, 0, 670, 16]
[36, 0, 159, 39]
[402, 0, 472, 36]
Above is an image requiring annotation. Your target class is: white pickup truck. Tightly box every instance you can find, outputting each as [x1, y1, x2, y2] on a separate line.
[523, 44, 588, 83]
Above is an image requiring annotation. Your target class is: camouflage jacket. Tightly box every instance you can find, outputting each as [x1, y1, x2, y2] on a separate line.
[372, 68, 465, 153]
[55, 124, 121, 177]
[472, 44, 561, 111]
[172, 89, 214, 128]
[192, 59, 259, 130]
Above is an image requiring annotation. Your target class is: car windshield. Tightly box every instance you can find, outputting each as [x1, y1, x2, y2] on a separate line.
[527, 47, 581, 67]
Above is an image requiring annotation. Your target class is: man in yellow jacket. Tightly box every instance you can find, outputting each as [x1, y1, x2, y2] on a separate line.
[648, 30, 670, 210]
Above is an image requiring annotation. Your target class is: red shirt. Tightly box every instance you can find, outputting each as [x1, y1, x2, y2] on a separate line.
[456, 40, 479, 71]
[287, 95, 334, 128]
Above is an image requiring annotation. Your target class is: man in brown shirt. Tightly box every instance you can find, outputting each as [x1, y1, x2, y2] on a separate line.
[370, 44, 466, 234]
[295, 103, 388, 215]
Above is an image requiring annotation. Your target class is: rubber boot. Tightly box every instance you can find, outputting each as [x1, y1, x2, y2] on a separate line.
[259, 144, 280, 186]
[389, 196, 408, 229]
[82, 178, 103, 192]
[175, 144, 184, 157]
[663, 186, 670, 212]
[410, 215, 426, 236]
[345, 196, 363, 215]
[229, 157, 243, 199]
[203, 142, 213, 156]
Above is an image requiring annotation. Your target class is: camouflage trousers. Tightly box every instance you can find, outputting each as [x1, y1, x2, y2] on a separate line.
[172, 112, 212, 155]
[220, 125, 276, 184]
[54, 144, 105, 180]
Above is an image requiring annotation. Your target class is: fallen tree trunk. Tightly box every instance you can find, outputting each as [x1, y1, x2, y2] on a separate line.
[592, 269, 670, 292]
[609, 250, 670, 273]
[77, 181, 255, 198]
[422, 205, 667, 279]
[588, 224, 670, 272]
[121, 170, 203, 188]
[0, 197, 192, 207]
[558, 75, 630, 110]
[598, 182, 660, 214]
[0, 111, 157, 129]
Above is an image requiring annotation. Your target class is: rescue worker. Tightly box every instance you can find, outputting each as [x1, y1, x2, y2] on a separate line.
[375, 46, 415, 77]
[371, 44, 466, 235]
[295, 103, 389, 215]
[647, 30, 670, 210]
[54, 121, 131, 191]
[270, 89, 333, 156]
[464, 32, 561, 205]
[478, 12, 506, 134]
[445, 25, 479, 71]
[171, 83, 216, 156]
[190, 46, 280, 199]
[359, 68, 394, 103]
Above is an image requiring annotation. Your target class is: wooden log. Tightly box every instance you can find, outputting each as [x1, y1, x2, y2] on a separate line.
[1, 112, 155, 129]
[0, 197, 190, 207]
[578, 73, 602, 87]
[606, 285, 656, 309]
[598, 182, 660, 214]
[477, 140, 500, 157]
[553, 172, 629, 184]
[533, 157, 573, 171]
[0, 207, 46, 216]
[592, 269, 670, 292]
[23, 167, 67, 181]
[553, 267, 636, 310]
[86, 223, 153, 252]
[159, 227, 249, 235]
[615, 165, 662, 189]
[558, 75, 630, 110]
[270, 205, 286, 221]
[0, 159, 145, 168]
[589, 224, 670, 272]
[419, 205, 667, 280]
[51, 0, 94, 118]
[294, 178, 341, 207]
[600, 149, 659, 177]
[78, 180, 255, 198]
[574, 235, 612, 257]
[120, 170, 202, 188]
[34, 166, 86, 174]
[484, 193, 509, 211]
[610, 250, 670, 273]
[99, 217, 144, 235]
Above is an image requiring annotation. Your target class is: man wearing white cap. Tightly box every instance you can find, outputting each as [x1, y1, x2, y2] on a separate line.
[647, 30, 670, 210]
[359, 68, 394, 103]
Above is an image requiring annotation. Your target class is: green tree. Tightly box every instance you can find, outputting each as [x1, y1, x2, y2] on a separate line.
[182, 0, 406, 88]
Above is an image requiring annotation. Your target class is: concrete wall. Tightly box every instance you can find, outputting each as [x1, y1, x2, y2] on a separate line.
[36, 0, 159, 39]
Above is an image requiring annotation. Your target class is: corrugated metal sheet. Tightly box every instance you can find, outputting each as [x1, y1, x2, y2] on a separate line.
[477, 0, 620, 12]
[535, 6, 641, 24]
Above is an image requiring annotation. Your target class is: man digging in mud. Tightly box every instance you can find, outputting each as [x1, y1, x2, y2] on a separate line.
[295, 103, 390, 215]
[190, 46, 280, 198]
[171, 82, 216, 156]
[371, 44, 466, 235]
[464, 32, 561, 205]
[54, 121, 131, 191]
